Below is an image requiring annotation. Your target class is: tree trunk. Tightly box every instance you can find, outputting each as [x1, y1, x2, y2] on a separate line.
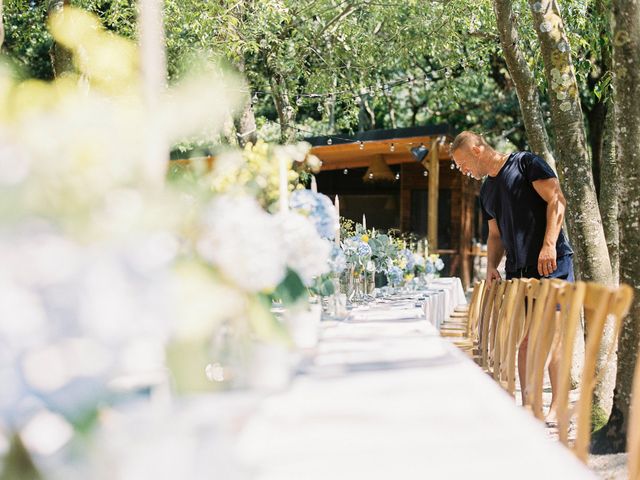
[586, 99, 606, 196]
[382, 88, 397, 129]
[492, 0, 556, 170]
[526, 0, 612, 285]
[591, 0, 640, 454]
[234, 99, 258, 147]
[585, 0, 618, 420]
[527, 0, 616, 423]
[269, 74, 297, 144]
[0, 0, 5, 51]
[233, 59, 257, 147]
[48, 0, 74, 78]
[599, 104, 619, 284]
[585, 0, 614, 198]
[327, 76, 338, 132]
[357, 91, 375, 132]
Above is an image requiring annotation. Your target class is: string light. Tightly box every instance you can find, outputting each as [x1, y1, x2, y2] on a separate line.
[359, 141, 365, 150]
[390, 143, 395, 152]
[344, 169, 349, 175]
[395, 173, 400, 180]
[423, 170, 429, 177]
[327, 138, 333, 145]
[450, 162, 456, 170]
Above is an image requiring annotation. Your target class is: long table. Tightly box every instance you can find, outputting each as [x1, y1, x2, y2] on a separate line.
[235, 284, 595, 479]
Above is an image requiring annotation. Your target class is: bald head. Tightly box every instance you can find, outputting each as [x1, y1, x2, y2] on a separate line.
[450, 131, 502, 180]
[450, 131, 492, 155]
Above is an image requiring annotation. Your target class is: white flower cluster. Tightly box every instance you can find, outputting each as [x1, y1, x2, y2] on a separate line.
[275, 212, 331, 286]
[197, 195, 287, 292]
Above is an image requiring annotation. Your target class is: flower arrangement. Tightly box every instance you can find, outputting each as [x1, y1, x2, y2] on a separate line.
[426, 254, 446, 274]
[289, 189, 339, 240]
[334, 219, 446, 291]
[211, 140, 321, 212]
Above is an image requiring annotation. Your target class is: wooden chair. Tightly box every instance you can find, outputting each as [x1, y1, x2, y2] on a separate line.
[478, 280, 501, 369]
[628, 326, 640, 479]
[492, 280, 519, 384]
[523, 278, 560, 419]
[494, 278, 530, 395]
[501, 278, 537, 398]
[440, 281, 484, 337]
[485, 281, 507, 374]
[555, 282, 633, 462]
[448, 281, 487, 354]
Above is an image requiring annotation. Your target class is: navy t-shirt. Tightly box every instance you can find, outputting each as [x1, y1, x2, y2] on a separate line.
[480, 151, 573, 272]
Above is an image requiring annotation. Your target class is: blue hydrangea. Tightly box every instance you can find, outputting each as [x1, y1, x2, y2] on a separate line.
[329, 244, 347, 274]
[426, 261, 436, 274]
[357, 242, 372, 257]
[387, 265, 404, 286]
[289, 190, 339, 240]
[400, 248, 416, 271]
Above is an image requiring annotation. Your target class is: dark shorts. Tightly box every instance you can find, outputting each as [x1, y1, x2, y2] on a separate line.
[506, 254, 575, 282]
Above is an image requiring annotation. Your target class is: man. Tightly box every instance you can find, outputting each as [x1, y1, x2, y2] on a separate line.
[450, 131, 574, 419]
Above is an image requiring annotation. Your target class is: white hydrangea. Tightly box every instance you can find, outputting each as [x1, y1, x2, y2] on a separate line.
[275, 212, 331, 286]
[196, 195, 287, 292]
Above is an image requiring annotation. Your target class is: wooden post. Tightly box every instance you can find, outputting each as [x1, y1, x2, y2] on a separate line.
[461, 177, 473, 290]
[427, 137, 440, 251]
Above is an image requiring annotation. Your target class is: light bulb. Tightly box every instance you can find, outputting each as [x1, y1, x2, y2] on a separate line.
[423, 170, 428, 177]
[450, 162, 456, 170]
[359, 141, 364, 150]
[395, 173, 400, 180]
[343, 169, 349, 175]
[390, 143, 395, 152]
[327, 138, 333, 145]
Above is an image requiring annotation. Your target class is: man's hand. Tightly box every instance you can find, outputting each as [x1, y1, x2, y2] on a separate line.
[487, 267, 502, 286]
[538, 244, 557, 276]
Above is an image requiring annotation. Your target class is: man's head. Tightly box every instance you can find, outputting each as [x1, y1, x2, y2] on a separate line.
[449, 131, 494, 179]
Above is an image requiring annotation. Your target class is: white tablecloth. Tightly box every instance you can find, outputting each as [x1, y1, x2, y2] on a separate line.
[418, 277, 466, 328]
[235, 289, 594, 479]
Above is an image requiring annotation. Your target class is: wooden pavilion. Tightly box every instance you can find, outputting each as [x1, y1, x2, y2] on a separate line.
[307, 125, 483, 289]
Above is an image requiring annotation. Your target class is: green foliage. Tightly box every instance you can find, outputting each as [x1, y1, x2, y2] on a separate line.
[309, 274, 335, 297]
[270, 268, 307, 305]
[3, 1, 54, 80]
[1, 0, 612, 148]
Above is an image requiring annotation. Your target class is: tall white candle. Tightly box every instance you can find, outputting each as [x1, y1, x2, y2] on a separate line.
[311, 175, 318, 193]
[362, 214, 367, 230]
[334, 195, 340, 245]
[139, 0, 168, 187]
[279, 156, 289, 213]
